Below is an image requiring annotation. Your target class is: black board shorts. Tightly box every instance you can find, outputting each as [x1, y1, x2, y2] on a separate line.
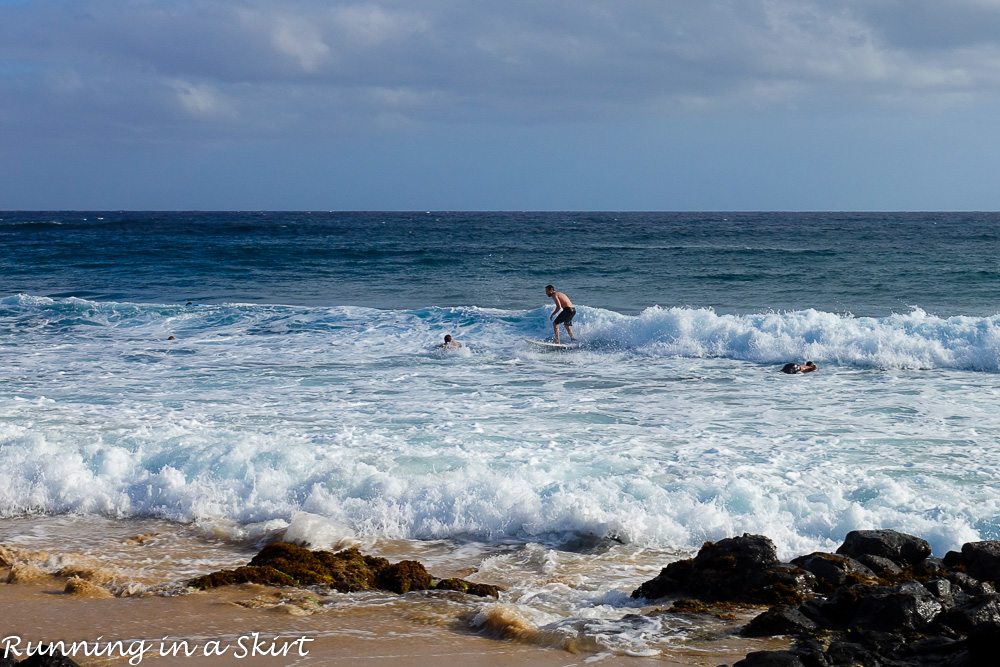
[554, 307, 576, 325]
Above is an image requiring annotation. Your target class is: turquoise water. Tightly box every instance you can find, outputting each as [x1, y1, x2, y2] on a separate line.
[2, 211, 999, 560]
[4, 210, 1000, 655]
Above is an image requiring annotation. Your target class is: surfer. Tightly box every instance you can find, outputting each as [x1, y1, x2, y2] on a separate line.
[781, 361, 817, 374]
[545, 285, 576, 344]
[438, 334, 462, 350]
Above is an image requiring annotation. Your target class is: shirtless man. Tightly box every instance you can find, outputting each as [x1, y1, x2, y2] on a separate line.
[545, 285, 576, 344]
[438, 334, 462, 350]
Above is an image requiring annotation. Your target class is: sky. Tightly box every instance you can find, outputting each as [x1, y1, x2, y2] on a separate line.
[2, 0, 1000, 210]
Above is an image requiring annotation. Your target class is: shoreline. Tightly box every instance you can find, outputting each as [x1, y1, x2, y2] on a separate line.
[0, 575, 782, 666]
[0, 515, 785, 666]
[6, 518, 1000, 665]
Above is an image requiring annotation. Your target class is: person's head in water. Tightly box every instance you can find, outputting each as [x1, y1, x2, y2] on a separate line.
[444, 335, 453, 343]
[781, 361, 817, 374]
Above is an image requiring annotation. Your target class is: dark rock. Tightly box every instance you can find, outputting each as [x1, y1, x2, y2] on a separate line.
[825, 640, 881, 666]
[846, 628, 906, 656]
[791, 552, 876, 593]
[797, 599, 835, 628]
[967, 624, 1000, 665]
[632, 534, 815, 605]
[807, 584, 876, 628]
[947, 571, 996, 596]
[374, 560, 432, 594]
[854, 554, 905, 580]
[847, 582, 942, 633]
[788, 639, 830, 667]
[188, 565, 297, 588]
[433, 578, 468, 592]
[632, 556, 693, 600]
[914, 556, 947, 579]
[189, 542, 497, 597]
[668, 598, 715, 614]
[923, 578, 956, 607]
[253, 543, 388, 589]
[465, 582, 501, 598]
[938, 594, 1000, 634]
[692, 533, 780, 571]
[942, 550, 963, 568]
[741, 605, 818, 637]
[760, 564, 819, 605]
[836, 530, 931, 566]
[898, 635, 966, 660]
[433, 577, 500, 598]
[709, 532, 1000, 667]
[733, 651, 805, 667]
[959, 541, 1000, 585]
[815, 582, 941, 633]
[17, 652, 81, 667]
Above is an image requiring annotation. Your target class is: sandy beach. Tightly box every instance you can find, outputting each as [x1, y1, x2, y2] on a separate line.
[0, 517, 787, 666]
[3, 579, 784, 667]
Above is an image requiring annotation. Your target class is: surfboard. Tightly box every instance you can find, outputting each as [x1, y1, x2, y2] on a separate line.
[525, 338, 578, 350]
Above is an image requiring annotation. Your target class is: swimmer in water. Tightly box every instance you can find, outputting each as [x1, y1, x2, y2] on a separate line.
[438, 334, 462, 350]
[781, 361, 817, 374]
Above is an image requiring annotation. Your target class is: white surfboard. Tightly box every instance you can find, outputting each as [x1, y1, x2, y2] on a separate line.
[525, 338, 578, 350]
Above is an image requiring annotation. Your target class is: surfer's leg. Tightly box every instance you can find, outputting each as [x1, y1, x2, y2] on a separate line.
[552, 320, 561, 344]
[566, 324, 575, 341]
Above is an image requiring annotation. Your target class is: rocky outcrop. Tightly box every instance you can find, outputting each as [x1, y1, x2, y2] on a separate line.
[189, 542, 500, 598]
[741, 605, 818, 637]
[434, 577, 502, 598]
[835, 529, 932, 566]
[789, 552, 878, 593]
[14, 652, 81, 667]
[632, 529, 1000, 665]
[631, 534, 815, 605]
[718, 530, 1000, 666]
[945, 540, 1000, 585]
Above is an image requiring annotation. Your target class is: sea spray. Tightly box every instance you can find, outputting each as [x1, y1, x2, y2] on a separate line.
[4, 294, 1000, 370]
[3, 295, 1000, 557]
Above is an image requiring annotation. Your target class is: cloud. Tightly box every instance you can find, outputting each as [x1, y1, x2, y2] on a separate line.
[3, 0, 1000, 147]
[171, 80, 235, 117]
[269, 16, 332, 72]
[330, 3, 429, 46]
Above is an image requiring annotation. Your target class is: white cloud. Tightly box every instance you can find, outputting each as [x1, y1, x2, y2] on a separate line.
[5, 0, 1000, 141]
[270, 16, 331, 72]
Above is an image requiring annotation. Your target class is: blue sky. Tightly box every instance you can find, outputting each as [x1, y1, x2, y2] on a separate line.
[2, 0, 1000, 210]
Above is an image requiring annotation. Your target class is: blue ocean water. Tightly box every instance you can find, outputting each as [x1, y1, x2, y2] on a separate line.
[4, 210, 1000, 654]
[2, 211, 1000, 562]
[3, 211, 999, 315]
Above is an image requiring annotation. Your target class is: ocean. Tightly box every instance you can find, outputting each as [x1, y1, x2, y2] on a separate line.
[2, 211, 1000, 656]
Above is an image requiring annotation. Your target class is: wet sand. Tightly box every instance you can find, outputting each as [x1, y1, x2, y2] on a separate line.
[1, 578, 787, 667]
[0, 517, 787, 666]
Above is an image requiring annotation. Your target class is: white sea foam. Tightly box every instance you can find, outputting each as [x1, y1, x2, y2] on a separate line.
[2, 295, 999, 559]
